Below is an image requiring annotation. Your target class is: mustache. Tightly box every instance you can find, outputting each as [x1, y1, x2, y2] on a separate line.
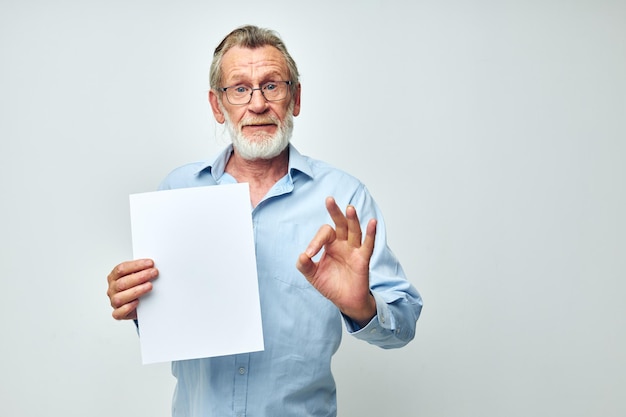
[239, 115, 280, 127]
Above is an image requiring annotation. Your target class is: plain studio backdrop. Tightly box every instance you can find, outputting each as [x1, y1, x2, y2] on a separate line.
[1, 1, 624, 416]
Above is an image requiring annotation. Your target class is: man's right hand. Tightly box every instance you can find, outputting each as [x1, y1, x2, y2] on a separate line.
[107, 259, 158, 320]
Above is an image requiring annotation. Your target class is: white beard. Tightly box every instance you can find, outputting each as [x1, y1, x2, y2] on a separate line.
[221, 102, 294, 161]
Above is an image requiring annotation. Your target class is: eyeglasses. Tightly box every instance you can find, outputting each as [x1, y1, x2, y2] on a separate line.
[219, 81, 293, 105]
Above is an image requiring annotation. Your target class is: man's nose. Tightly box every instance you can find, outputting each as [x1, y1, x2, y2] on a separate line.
[247, 88, 269, 113]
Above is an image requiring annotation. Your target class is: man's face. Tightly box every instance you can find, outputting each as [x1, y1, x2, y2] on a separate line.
[209, 45, 301, 160]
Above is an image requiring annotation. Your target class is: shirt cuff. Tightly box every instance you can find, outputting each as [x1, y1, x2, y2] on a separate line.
[343, 292, 394, 335]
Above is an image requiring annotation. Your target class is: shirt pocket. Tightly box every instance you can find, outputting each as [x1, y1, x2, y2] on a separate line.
[271, 222, 314, 289]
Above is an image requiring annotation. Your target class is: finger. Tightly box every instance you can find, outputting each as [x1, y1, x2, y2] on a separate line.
[112, 300, 139, 321]
[107, 259, 154, 284]
[345, 205, 363, 247]
[110, 280, 153, 311]
[325, 196, 348, 240]
[361, 218, 377, 258]
[111, 267, 158, 294]
[303, 224, 336, 258]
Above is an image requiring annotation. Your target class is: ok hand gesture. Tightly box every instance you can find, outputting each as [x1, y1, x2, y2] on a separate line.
[296, 197, 377, 327]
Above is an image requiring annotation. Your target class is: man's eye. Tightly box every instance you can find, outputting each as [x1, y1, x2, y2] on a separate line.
[234, 86, 248, 93]
[264, 83, 277, 91]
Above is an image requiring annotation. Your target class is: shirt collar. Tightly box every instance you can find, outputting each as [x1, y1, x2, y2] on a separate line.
[193, 143, 314, 181]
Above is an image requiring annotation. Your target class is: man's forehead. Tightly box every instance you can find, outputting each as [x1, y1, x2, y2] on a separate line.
[221, 46, 288, 78]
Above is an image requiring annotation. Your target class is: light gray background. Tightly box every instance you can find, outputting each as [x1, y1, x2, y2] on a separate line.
[1, 1, 624, 416]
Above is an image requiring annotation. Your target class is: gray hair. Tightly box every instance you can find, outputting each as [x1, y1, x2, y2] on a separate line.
[209, 25, 300, 94]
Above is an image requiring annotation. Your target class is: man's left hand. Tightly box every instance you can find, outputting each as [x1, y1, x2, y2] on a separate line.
[296, 196, 377, 327]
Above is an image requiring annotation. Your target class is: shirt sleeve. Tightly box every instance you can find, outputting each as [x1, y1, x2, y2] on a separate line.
[343, 291, 422, 348]
[342, 185, 423, 348]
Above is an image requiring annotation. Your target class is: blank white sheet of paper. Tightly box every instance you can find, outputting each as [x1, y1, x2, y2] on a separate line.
[129, 183, 264, 364]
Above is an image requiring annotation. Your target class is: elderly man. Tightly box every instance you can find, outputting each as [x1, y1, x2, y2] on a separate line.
[107, 25, 422, 417]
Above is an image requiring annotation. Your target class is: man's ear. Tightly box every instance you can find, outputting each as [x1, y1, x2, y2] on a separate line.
[292, 83, 302, 117]
[209, 90, 226, 124]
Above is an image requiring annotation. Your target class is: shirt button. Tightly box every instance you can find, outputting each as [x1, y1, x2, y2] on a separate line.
[239, 367, 246, 375]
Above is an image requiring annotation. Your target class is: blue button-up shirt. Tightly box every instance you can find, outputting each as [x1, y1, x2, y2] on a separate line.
[157, 144, 422, 417]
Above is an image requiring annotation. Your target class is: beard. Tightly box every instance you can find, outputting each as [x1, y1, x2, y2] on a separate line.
[221, 101, 294, 161]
